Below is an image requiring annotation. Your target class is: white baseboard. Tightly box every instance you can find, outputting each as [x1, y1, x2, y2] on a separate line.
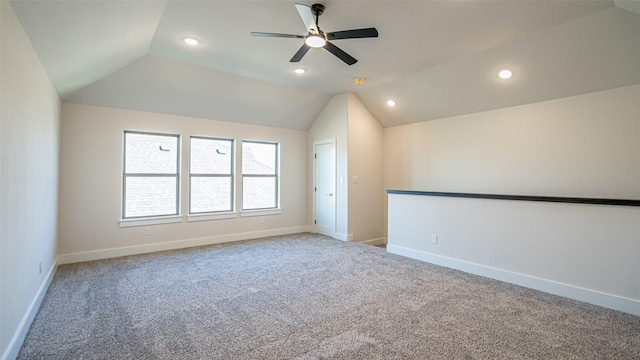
[387, 244, 640, 317]
[358, 237, 387, 246]
[3, 261, 58, 360]
[58, 226, 310, 265]
[333, 233, 353, 241]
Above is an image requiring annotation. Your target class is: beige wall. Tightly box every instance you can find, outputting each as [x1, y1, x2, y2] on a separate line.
[1, 2, 61, 358]
[308, 94, 349, 238]
[347, 94, 385, 243]
[58, 103, 308, 259]
[385, 84, 640, 198]
[308, 93, 385, 244]
[385, 85, 640, 315]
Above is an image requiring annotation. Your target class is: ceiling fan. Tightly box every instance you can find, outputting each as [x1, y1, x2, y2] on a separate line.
[251, 3, 378, 65]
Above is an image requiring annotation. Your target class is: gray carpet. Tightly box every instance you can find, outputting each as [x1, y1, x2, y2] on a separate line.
[19, 233, 640, 359]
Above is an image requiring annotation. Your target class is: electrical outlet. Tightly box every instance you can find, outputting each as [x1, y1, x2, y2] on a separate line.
[431, 235, 438, 244]
[145, 227, 151, 236]
[260, 217, 265, 224]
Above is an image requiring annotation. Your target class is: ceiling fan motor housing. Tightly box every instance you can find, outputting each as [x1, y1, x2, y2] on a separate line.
[311, 4, 325, 17]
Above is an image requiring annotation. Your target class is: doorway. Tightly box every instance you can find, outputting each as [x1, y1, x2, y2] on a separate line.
[313, 139, 336, 237]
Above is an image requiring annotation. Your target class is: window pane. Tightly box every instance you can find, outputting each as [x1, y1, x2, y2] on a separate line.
[190, 177, 232, 213]
[243, 177, 276, 210]
[125, 133, 178, 174]
[242, 142, 276, 175]
[125, 177, 177, 217]
[190, 138, 232, 174]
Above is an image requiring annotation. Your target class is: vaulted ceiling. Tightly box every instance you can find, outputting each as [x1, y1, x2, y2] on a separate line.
[9, 0, 640, 130]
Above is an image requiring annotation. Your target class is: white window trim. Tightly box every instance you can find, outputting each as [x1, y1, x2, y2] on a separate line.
[122, 130, 182, 221]
[240, 208, 282, 217]
[188, 135, 236, 215]
[241, 140, 280, 211]
[119, 215, 183, 228]
[187, 211, 238, 222]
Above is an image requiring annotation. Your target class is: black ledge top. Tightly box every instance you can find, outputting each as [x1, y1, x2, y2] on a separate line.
[386, 190, 640, 207]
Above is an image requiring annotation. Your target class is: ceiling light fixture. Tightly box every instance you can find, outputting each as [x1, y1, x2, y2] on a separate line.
[294, 68, 306, 74]
[305, 34, 326, 48]
[387, 99, 396, 107]
[183, 37, 199, 46]
[498, 69, 513, 79]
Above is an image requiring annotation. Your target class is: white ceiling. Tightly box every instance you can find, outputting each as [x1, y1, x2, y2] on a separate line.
[9, 0, 640, 130]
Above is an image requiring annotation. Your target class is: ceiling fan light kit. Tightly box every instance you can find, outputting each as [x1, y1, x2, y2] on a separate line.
[305, 33, 326, 48]
[251, 3, 378, 65]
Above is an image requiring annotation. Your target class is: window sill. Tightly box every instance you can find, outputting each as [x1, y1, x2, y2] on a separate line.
[119, 215, 183, 228]
[240, 208, 282, 217]
[187, 212, 238, 222]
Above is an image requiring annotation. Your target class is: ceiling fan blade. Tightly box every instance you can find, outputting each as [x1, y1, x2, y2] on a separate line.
[325, 42, 357, 65]
[290, 44, 311, 62]
[294, 3, 319, 34]
[327, 27, 379, 40]
[251, 32, 304, 39]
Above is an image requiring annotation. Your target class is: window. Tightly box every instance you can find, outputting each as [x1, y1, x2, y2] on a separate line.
[122, 131, 180, 219]
[189, 137, 234, 214]
[242, 141, 279, 211]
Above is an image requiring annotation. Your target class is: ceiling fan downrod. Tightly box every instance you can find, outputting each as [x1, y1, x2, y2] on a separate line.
[311, 3, 325, 31]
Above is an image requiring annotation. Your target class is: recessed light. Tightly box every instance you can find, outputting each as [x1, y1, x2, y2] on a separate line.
[387, 99, 396, 107]
[294, 68, 306, 74]
[498, 69, 513, 79]
[183, 37, 199, 46]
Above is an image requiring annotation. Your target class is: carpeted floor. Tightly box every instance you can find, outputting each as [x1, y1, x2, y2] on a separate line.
[19, 233, 640, 359]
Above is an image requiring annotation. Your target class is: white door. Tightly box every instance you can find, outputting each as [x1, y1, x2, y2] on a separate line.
[314, 141, 336, 236]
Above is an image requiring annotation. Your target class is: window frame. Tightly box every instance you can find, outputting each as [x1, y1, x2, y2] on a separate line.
[241, 140, 280, 213]
[188, 136, 236, 218]
[120, 130, 181, 226]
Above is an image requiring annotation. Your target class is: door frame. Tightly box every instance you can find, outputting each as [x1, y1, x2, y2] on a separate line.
[312, 138, 336, 236]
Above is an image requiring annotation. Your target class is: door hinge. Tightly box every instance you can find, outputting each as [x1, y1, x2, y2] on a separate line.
[314, 187, 317, 191]
[314, 154, 317, 159]
[314, 220, 317, 224]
